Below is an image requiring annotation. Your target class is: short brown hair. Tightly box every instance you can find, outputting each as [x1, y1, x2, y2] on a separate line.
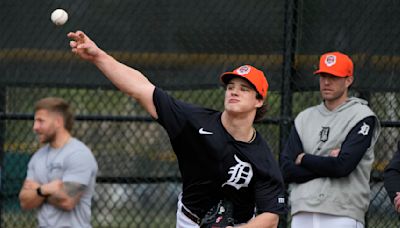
[34, 97, 74, 132]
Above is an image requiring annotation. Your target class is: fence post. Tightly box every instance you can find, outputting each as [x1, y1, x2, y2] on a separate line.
[279, 0, 299, 227]
[0, 86, 6, 228]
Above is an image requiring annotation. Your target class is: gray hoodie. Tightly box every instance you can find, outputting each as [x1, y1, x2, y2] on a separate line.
[289, 97, 381, 224]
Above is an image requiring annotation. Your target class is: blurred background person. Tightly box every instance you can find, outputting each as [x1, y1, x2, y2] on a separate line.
[19, 97, 98, 228]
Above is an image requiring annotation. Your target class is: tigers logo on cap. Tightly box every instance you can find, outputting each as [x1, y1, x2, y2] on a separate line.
[236, 65, 251, 75]
[325, 55, 336, 67]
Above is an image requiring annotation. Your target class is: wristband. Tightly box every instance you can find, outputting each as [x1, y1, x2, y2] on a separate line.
[36, 187, 48, 197]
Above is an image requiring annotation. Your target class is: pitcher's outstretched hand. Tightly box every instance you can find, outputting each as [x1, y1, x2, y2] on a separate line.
[68, 30, 101, 61]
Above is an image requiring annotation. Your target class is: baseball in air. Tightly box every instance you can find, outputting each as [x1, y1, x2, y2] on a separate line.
[51, 9, 68, 26]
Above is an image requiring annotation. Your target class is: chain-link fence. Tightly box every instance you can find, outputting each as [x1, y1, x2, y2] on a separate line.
[1, 0, 399, 227]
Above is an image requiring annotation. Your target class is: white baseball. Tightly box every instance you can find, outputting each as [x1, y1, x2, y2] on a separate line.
[51, 9, 68, 26]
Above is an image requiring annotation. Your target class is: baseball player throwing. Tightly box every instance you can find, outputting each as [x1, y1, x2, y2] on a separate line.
[68, 30, 287, 227]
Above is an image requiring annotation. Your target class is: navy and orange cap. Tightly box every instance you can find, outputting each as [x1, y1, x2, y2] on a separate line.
[220, 65, 269, 99]
[314, 52, 354, 77]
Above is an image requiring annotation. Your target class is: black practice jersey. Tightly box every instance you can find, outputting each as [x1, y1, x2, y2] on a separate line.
[153, 88, 286, 223]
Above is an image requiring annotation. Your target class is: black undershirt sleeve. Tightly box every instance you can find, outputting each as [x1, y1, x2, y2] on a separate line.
[384, 141, 400, 203]
[301, 116, 376, 177]
[280, 126, 319, 184]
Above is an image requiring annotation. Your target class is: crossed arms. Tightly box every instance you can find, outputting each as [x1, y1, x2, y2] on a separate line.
[280, 117, 375, 184]
[19, 179, 86, 211]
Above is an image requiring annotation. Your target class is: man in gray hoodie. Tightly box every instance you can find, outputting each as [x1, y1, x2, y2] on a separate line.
[280, 52, 381, 228]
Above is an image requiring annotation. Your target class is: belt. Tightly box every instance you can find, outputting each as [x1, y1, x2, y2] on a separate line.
[181, 206, 201, 225]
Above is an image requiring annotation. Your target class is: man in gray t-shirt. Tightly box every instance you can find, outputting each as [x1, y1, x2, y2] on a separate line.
[19, 97, 98, 228]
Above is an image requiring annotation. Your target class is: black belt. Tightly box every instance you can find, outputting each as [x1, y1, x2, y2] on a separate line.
[181, 206, 201, 225]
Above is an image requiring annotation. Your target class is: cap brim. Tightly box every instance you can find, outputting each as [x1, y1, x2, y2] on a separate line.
[313, 69, 349, 77]
[220, 73, 257, 88]
[220, 72, 239, 84]
[220, 72, 261, 96]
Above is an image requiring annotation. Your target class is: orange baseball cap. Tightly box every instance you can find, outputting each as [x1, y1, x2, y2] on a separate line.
[314, 52, 354, 77]
[220, 65, 269, 99]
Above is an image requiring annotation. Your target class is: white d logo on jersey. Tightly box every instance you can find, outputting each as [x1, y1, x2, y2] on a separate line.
[222, 155, 253, 190]
[358, 122, 370, 136]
